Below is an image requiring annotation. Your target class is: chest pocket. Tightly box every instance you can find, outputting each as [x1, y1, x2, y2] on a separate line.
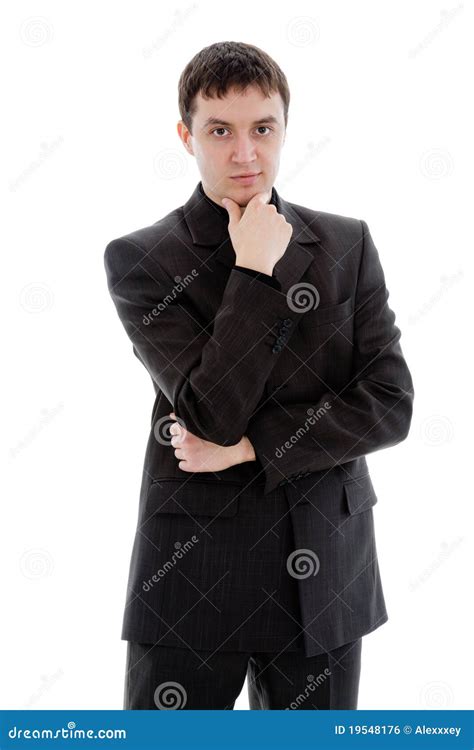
[305, 296, 354, 327]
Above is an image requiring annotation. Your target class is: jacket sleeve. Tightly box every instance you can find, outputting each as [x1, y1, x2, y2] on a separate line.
[234, 266, 281, 290]
[104, 236, 295, 446]
[245, 219, 415, 494]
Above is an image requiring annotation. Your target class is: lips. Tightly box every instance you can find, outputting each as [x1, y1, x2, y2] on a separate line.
[231, 173, 260, 178]
[230, 172, 261, 184]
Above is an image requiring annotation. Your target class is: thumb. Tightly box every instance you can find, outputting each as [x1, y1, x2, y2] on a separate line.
[221, 197, 240, 225]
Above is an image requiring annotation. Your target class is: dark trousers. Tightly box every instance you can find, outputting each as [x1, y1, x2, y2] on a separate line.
[124, 638, 362, 710]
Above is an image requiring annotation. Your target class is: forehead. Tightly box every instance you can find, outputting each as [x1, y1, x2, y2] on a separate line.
[194, 85, 284, 128]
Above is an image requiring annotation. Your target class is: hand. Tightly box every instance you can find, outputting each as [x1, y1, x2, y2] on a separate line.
[221, 192, 293, 276]
[168, 413, 256, 472]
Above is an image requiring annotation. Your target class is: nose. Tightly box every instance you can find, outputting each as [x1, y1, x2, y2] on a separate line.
[231, 135, 257, 164]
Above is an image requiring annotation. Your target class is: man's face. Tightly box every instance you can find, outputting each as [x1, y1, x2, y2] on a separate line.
[177, 85, 286, 214]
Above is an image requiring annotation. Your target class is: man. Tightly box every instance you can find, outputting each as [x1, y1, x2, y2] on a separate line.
[104, 41, 414, 710]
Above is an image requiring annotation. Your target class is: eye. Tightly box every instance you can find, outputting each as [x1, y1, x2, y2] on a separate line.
[210, 126, 273, 137]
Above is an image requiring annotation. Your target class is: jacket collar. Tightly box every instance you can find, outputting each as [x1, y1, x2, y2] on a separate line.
[182, 181, 321, 292]
[183, 180, 320, 248]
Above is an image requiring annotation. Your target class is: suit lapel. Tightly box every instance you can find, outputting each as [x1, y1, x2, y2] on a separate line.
[182, 181, 321, 293]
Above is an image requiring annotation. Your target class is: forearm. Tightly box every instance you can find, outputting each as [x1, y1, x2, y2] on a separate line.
[104, 238, 300, 446]
[245, 369, 414, 494]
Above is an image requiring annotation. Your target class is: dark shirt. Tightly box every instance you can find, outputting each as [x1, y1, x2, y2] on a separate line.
[198, 182, 281, 292]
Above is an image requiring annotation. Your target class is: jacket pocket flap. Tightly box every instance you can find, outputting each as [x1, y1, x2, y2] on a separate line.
[147, 479, 240, 517]
[311, 296, 354, 326]
[343, 474, 378, 515]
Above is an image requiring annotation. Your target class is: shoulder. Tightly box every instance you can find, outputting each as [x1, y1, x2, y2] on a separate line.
[105, 205, 183, 256]
[103, 204, 190, 282]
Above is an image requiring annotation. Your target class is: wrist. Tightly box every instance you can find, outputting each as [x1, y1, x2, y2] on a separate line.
[236, 435, 256, 463]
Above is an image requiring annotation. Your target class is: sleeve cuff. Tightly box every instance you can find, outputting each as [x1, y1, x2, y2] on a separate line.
[234, 265, 281, 291]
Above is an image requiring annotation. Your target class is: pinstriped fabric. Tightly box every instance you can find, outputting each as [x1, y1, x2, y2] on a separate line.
[104, 181, 413, 656]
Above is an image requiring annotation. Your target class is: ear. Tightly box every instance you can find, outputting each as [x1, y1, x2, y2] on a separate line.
[177, 120, 194, 156]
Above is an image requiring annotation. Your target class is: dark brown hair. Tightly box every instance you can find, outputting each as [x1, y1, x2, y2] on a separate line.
[178, 41, 290, 134]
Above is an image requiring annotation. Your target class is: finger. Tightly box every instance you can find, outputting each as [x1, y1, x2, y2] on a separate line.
[171, 433, 185, 446]
[221, 197, 240, 225]
[246, 191, 271, 209]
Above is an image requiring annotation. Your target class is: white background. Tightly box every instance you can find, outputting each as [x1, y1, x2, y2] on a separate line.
[1, 0, 471, 710]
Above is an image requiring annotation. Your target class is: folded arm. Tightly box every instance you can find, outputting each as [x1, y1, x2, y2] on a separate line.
[244, 220, 415, 493]
[104, 237, 294, 446]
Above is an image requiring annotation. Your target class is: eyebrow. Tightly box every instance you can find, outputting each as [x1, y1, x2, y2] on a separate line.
[202, 115, 279, 129]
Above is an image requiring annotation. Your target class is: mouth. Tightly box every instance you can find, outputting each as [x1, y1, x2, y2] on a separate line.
[230, 172, 261, 184]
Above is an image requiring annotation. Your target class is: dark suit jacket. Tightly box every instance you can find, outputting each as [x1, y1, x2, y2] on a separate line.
[104, 180, 414, 653]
